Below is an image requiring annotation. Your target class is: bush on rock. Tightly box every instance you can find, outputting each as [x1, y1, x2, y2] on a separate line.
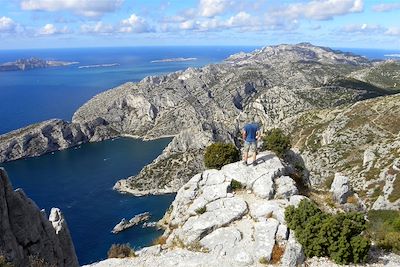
[204, 143, 240, 169]
[285, 199, 370, 264]
[262, 129, 291, 158]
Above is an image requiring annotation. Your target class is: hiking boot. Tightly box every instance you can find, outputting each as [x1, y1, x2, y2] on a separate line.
[242, 161, 247, 166]
[252, 161, 258, 166]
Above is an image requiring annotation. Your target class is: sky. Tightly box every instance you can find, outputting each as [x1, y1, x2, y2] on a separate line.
[0, 0, 400, 50]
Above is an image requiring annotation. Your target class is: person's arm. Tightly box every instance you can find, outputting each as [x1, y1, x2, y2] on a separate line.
[256, 130, 260, 140]
[242, 129, 247, 141]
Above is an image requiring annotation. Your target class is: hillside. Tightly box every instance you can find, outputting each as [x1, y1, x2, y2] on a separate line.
[285, 93, 400, 209]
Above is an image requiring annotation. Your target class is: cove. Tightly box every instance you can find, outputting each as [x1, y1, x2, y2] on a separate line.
[0, 137, 175, 265]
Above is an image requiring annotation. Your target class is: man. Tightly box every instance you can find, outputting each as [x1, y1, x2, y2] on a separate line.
[242, 116, 260, 166]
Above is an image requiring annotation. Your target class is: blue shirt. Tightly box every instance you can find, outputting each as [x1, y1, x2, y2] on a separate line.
[243, 123, 259, 142]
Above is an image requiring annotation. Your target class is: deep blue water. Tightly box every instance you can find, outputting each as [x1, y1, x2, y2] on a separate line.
[0, 137, 173, 265]
[1, 46, 399, 265]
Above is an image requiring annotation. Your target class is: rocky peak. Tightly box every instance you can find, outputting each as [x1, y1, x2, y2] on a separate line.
[0, 168, 78, 267]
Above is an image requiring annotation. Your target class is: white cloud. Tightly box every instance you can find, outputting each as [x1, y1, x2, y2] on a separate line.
[199, 0, 231, 17]
[226, 11, 252, 27]
[80, 22, 114, 34]
[120, 14, 152, 33]
[20, 0, 123, 18]
[385, 27, 400, 36]
[38, 23, 70, 35]
[180, 20, 198, 30]
[372, 3, 400, 12]
[340, 23, 383, 33]
[0, 16, 17, 33]
[281, 0, 364, 21]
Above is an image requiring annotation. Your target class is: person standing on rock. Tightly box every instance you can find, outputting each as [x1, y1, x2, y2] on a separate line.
[242, 116, 260, 166]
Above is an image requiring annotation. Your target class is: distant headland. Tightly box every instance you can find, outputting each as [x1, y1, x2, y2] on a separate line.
[150, 57, 197, 63]
[0, 57, 79, 71]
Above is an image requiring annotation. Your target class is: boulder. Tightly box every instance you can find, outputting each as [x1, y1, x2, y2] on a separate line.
[330, 173, 352, 204]
[275, 176, 298, 199]
[281, 232, 305, 267]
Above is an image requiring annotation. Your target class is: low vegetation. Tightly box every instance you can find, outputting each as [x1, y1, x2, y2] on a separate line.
[195, 206, 207, 215]
[271, 244, 285, 264]
[367, 210, 400, 254]
[152, 235, 167, 246]
[285, 199, 370, 264]
[230, 179, 244, 191]
[204, 143, 240, 169]
[262, 128, 291, 158]
[107, 244, 136, 258]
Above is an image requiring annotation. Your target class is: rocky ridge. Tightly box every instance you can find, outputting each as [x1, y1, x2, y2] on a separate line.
[0, 168, 78, 267]
[0, 43, 398, 197]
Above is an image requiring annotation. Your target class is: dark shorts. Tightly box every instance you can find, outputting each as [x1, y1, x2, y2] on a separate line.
[243, 141, 257, 153]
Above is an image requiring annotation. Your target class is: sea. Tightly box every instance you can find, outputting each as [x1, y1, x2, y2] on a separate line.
[0, 46, 399, 265]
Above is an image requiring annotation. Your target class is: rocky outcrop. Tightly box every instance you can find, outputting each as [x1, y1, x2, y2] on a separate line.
[85, 151, 307, 266]
[330, 173, 352, 204]
[112, 212, 150, 234]
[0, 168, 78, 267]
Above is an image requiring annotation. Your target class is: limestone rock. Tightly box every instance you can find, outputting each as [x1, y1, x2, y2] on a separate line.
[281, 232, 305, 267]
[254, 218, 279, 261]
[330, 173, 352, 204]
[176, 197, 247, 244]
[0, 168, 78, 267]
[275, 176, 298, 199]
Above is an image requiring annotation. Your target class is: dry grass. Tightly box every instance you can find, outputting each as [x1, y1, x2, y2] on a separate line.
[0, 256, 13, 267]
[271, 244, 285, 264]
[107, 244, 136, 258]
[152, 235, 167, 246]
[347, 195, 358, 205]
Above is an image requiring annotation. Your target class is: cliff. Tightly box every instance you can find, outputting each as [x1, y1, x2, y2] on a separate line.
[0, 168, 79, 267]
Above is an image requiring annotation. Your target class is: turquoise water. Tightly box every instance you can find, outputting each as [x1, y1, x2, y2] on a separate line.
[0, 137, 173, 265]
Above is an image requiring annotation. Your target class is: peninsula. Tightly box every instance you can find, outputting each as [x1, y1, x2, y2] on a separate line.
[0, 57, 79, 71]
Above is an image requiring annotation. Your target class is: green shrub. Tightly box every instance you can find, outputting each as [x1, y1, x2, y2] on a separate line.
[204, 143, 240, 169]
[367, 210, 400, 253]
[262, 129, 291, 158]
[195, 206, 207, 215]
[285, 199, 370, 264]
[107, 243, 136, 258]
[230, 179, 244, 191]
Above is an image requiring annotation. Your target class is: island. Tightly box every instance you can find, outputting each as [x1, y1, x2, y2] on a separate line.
[111, 212, 151, 234]
[0, 57, 79, 71]
[78, 63, 120, 69]
[150, 57, 197, 63]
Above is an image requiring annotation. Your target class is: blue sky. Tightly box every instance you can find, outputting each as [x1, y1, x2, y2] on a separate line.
[0, 0, 399, 49]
